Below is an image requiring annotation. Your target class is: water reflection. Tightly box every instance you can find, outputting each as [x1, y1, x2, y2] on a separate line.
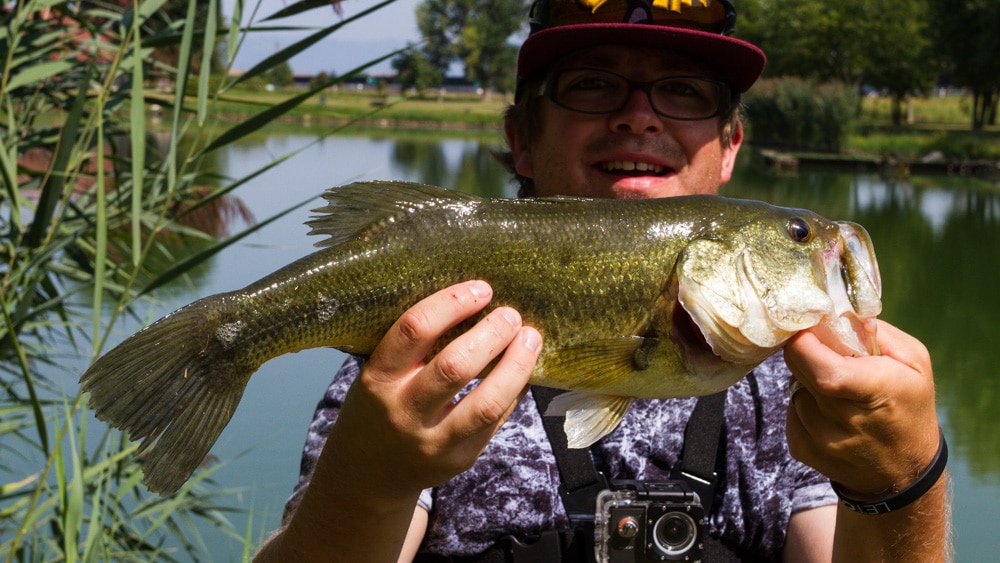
[866, 184, 1000, 486]
[389, 135, 514, 198]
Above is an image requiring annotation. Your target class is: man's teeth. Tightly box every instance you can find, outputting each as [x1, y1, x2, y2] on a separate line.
[602, 160, 665, 174]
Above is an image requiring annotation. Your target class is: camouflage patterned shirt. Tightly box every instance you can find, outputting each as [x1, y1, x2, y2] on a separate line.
[283, 352, 836, 559]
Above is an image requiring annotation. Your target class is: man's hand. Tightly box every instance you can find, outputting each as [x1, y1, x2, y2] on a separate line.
[255, 281, 542, 562]
[336, 279, 543, 493]
[784, 319, 949, 562]
[785, 320, 939, 495]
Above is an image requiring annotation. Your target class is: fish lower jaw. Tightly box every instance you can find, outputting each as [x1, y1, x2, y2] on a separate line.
[813, 313, 880, 357]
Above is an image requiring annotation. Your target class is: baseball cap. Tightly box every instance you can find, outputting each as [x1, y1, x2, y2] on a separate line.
[517, 0, 766, 94]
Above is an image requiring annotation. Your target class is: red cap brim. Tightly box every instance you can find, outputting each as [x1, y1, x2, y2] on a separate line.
[517, 24, 766, 93]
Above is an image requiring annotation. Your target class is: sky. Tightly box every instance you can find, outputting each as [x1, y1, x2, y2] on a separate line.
[221, 0, 424, 75]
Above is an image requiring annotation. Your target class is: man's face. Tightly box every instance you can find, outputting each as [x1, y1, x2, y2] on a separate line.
[507, 45, 743, 200]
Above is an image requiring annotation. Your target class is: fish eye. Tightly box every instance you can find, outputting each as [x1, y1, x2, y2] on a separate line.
[787, 218, 812, 242]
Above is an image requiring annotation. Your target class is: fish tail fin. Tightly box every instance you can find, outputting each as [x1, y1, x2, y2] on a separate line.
[80, 299, 254, 495]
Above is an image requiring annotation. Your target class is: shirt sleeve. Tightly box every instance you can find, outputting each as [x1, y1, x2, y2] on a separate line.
[417, 488, 434, 512]
[791, 463, 838, 513]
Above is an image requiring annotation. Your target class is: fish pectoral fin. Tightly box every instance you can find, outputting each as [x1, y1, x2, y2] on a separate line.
[544, 392, 634, 448]
[538, 336, 651, 390]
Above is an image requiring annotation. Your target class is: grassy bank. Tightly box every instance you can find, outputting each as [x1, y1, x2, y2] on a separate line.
[178, 87, 511, 131]
[200, 86, 999, 163]
[852, 91, 1000, 161]
[848, 127, 1000, 161]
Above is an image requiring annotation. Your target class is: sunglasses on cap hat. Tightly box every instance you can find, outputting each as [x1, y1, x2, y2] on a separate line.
[515, 0, 765, 95]
[528, 0, 737, 36]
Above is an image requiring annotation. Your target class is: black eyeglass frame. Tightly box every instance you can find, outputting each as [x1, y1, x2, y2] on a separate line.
[536, 68, 737, 121]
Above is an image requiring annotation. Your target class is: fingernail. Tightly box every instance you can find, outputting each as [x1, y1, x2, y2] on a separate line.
[522, 328, 542, 354]
[468, 280, 491, 300]
[501, 307, 521, 327]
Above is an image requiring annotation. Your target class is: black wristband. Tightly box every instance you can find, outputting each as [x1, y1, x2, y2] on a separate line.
[831, 427, 948, 515]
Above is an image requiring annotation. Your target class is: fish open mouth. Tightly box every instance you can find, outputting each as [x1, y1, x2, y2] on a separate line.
[665, 295, 768, 393]
[671, 299, 714, 355]
[673, 302, 714, 354]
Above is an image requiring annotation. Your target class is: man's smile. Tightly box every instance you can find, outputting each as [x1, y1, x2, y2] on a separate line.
[598, 160, 668, 175]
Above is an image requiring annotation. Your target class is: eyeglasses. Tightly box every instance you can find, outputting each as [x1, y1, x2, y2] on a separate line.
[537, 68, 733, 120]
[529, 0, 737, 36]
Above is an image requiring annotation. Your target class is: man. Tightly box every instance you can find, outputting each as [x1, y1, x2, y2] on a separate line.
[255, 0, 949, 560]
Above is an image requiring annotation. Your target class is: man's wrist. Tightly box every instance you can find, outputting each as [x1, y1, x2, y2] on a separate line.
[831, 426, 948, 515]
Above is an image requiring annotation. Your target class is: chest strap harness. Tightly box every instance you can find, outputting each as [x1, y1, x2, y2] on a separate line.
[415, 388, 738, 562]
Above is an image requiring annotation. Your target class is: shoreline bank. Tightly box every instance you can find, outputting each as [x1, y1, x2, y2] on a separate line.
[758, 149, 1000, 180]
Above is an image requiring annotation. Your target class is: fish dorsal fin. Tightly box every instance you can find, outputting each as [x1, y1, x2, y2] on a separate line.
[306, 181, 478, 248]
[536, 336, 651, 391]
[545, 392, 635, 448]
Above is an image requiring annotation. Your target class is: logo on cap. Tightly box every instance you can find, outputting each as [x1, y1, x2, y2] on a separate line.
[579, 0, 713, 22]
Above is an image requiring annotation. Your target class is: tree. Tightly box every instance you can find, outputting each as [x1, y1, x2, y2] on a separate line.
[415, 0, 526, 95]
[855, 0, 936, 125]
[738, 0, 868, 83]
[930, 0, 1000, 130]
[393, 48, 444, 96]
[739, 0, 937, 125]
[264, 60, 295, 88]
[310, 70, 336, 90]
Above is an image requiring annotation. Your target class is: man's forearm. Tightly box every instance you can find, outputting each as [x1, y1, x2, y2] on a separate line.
[253, 478, 421, 563]
[832, 473, 952, 562]
[253, 407, 424, 563]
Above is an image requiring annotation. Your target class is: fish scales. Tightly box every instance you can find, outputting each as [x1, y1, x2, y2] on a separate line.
[80, 181, 882, 495]
[230, 191, 682, 359]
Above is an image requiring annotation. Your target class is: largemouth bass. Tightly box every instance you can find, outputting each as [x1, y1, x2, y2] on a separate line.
[80, 181, 882, 495]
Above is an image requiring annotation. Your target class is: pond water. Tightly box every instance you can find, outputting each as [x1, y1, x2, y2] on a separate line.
[82, 130, 1000, 560]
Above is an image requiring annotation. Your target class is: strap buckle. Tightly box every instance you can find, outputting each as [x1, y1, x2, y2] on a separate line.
[559, 471, 609, 526]
[497, 528, 592, 562]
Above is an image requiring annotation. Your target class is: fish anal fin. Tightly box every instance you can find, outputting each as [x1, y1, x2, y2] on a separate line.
[545, 392, 635, 448]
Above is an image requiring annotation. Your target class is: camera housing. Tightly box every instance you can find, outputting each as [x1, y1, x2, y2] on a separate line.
[594, 480, 705, 562]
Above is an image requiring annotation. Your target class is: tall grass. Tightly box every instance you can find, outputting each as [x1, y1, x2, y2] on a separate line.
[1, 0, 399, 559]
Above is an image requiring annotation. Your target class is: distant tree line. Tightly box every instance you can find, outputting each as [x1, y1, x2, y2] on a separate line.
[737, 0, 998, 130]
[391, 0, 998, 130]
[393, 0, 526, 98]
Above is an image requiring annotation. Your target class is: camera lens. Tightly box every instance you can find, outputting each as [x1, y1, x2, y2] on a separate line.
[652, 512, 697, 554]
